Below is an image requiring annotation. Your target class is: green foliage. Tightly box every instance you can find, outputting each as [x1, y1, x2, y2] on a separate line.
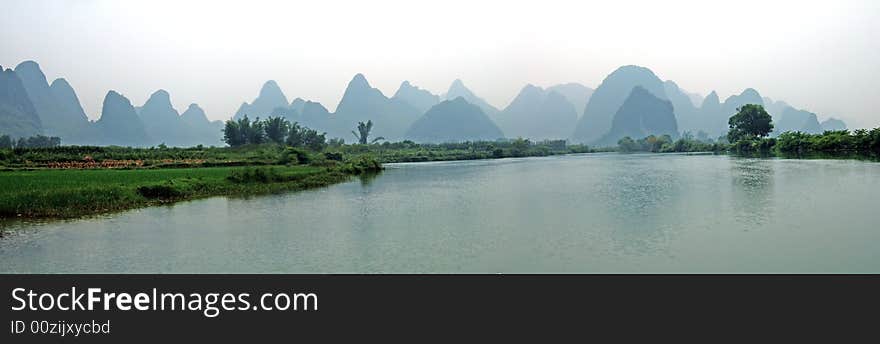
[617, 135, 672, 152]
[324, 151, 344, 161]
[327, 139, 592, 163]
[264, 116, 290, 144]
[728, 104, 773, 142]
[618, 135, 727, 153]
[730, 137, 776, 154]
[339, 155, 383, 175]
[285, 122, 327, 151]
[775, 129, 880, 156]
[222, 115, 266, 146]
[137, 182, 184, 199]
[227, 167, 283, 183]
[0, 165, 354, 218]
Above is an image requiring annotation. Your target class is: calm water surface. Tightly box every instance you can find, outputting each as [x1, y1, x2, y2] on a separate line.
[1, 153, 878, 273]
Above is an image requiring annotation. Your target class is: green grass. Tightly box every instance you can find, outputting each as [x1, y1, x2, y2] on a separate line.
[0, 165, 353, 218]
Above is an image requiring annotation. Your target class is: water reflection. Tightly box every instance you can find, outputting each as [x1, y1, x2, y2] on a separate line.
[597, 155, 681, 256]
[358, 172, 381, 187]
[729, 158, 775, 228]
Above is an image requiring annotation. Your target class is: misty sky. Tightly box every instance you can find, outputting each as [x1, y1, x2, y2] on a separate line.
[2, 0, 878, 128]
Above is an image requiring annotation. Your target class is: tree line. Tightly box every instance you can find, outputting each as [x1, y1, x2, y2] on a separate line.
[617, 104, 880, 156]
[223, 116, 327, 150]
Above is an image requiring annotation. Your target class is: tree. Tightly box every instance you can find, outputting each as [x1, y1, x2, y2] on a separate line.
[223, 118, 244, 146]
[728, 104, 773, 143]
[285, 122, 304, 147]
[617, 136, 637, 152]
[264, 116, 290, 143]
[245, 117, 266, 144]
[0, 135, 11, 149]
[302, 128, 327, 151]
[351, 120, 384, 144]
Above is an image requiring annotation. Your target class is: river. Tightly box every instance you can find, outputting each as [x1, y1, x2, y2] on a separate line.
[2, 153, 878, 273]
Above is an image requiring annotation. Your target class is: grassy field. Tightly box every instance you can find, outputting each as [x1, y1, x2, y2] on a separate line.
[0, 164, 367, 218]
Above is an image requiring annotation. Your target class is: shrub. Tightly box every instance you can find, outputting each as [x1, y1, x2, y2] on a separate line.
[137, 183, 182, 199]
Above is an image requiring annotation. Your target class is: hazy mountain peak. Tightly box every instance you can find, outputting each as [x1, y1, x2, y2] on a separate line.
[392, 80, 439, 115]
[724, 88, 764, 108]
[233, 80, 289, 120]
[49, 77, 70, 89]
[181, 103, 208, 122]
[820, 118, 847, 131]
[741, 88, 761, 99]
[258, 80, 286, 101]
[444, 79, 499, 117]
[13, 60, 44, 79]
[702, 91, 720, 107]
[146, 89, 172, 105]
[103, 90, 135, 116]
[0, 66, 42, 137]
[597, 85, 678, 146]
[447, 79, 475, 95]
[498, 85, 577, 140]
[508, 84, 546, 108]
[348, 73, 371, 90]
[777, 106, 822, 134]
[289, 97, 306, 112]
[521, 83, 544, 94]
[405, 97, 504, 143]
[546, 83, 593, 118]
[185, 103, 203, 112]
[572, 65, 666, 143]
[97, 90, 151, 146]
[608, 65, 662, 82]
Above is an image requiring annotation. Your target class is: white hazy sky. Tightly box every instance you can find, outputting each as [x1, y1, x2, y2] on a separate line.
[2, 0, 878, 128]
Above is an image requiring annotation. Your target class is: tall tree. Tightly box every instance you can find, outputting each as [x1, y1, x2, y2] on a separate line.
[223, 119, 243, 146]
[728, 104, 773, 142]
[264, 116, 290, 143]
[352, 120, 384, 144]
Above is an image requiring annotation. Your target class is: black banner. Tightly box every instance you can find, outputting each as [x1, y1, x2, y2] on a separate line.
[1, 275, 877, 341]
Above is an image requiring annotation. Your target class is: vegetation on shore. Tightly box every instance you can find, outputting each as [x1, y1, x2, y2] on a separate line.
[616, 104, 880, 158]
[0, 149, 384, 219]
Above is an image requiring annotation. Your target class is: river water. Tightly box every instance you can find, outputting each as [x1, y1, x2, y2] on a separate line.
[1, 153, 878, 273]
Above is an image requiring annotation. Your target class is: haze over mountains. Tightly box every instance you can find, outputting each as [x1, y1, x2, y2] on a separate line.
[496, 84, 578, 140]
[0, 60, 848, 146]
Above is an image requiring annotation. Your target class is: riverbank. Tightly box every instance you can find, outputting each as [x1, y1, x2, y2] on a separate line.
[0, 140, 590, 219]
[0, 155, 382, 219]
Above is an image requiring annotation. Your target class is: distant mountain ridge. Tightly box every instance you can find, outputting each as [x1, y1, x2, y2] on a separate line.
[572, 65, 668, 143]
[0, 65, 42, 138]
[392, 81, 440, 115]
[14, 61, 91, 143]
[1, 60, 853, 146]
[597, 86, 679, 146]
[497, 84, 578, 140]
[405, 97, 504, 143]
[444, 79, 500, 118]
